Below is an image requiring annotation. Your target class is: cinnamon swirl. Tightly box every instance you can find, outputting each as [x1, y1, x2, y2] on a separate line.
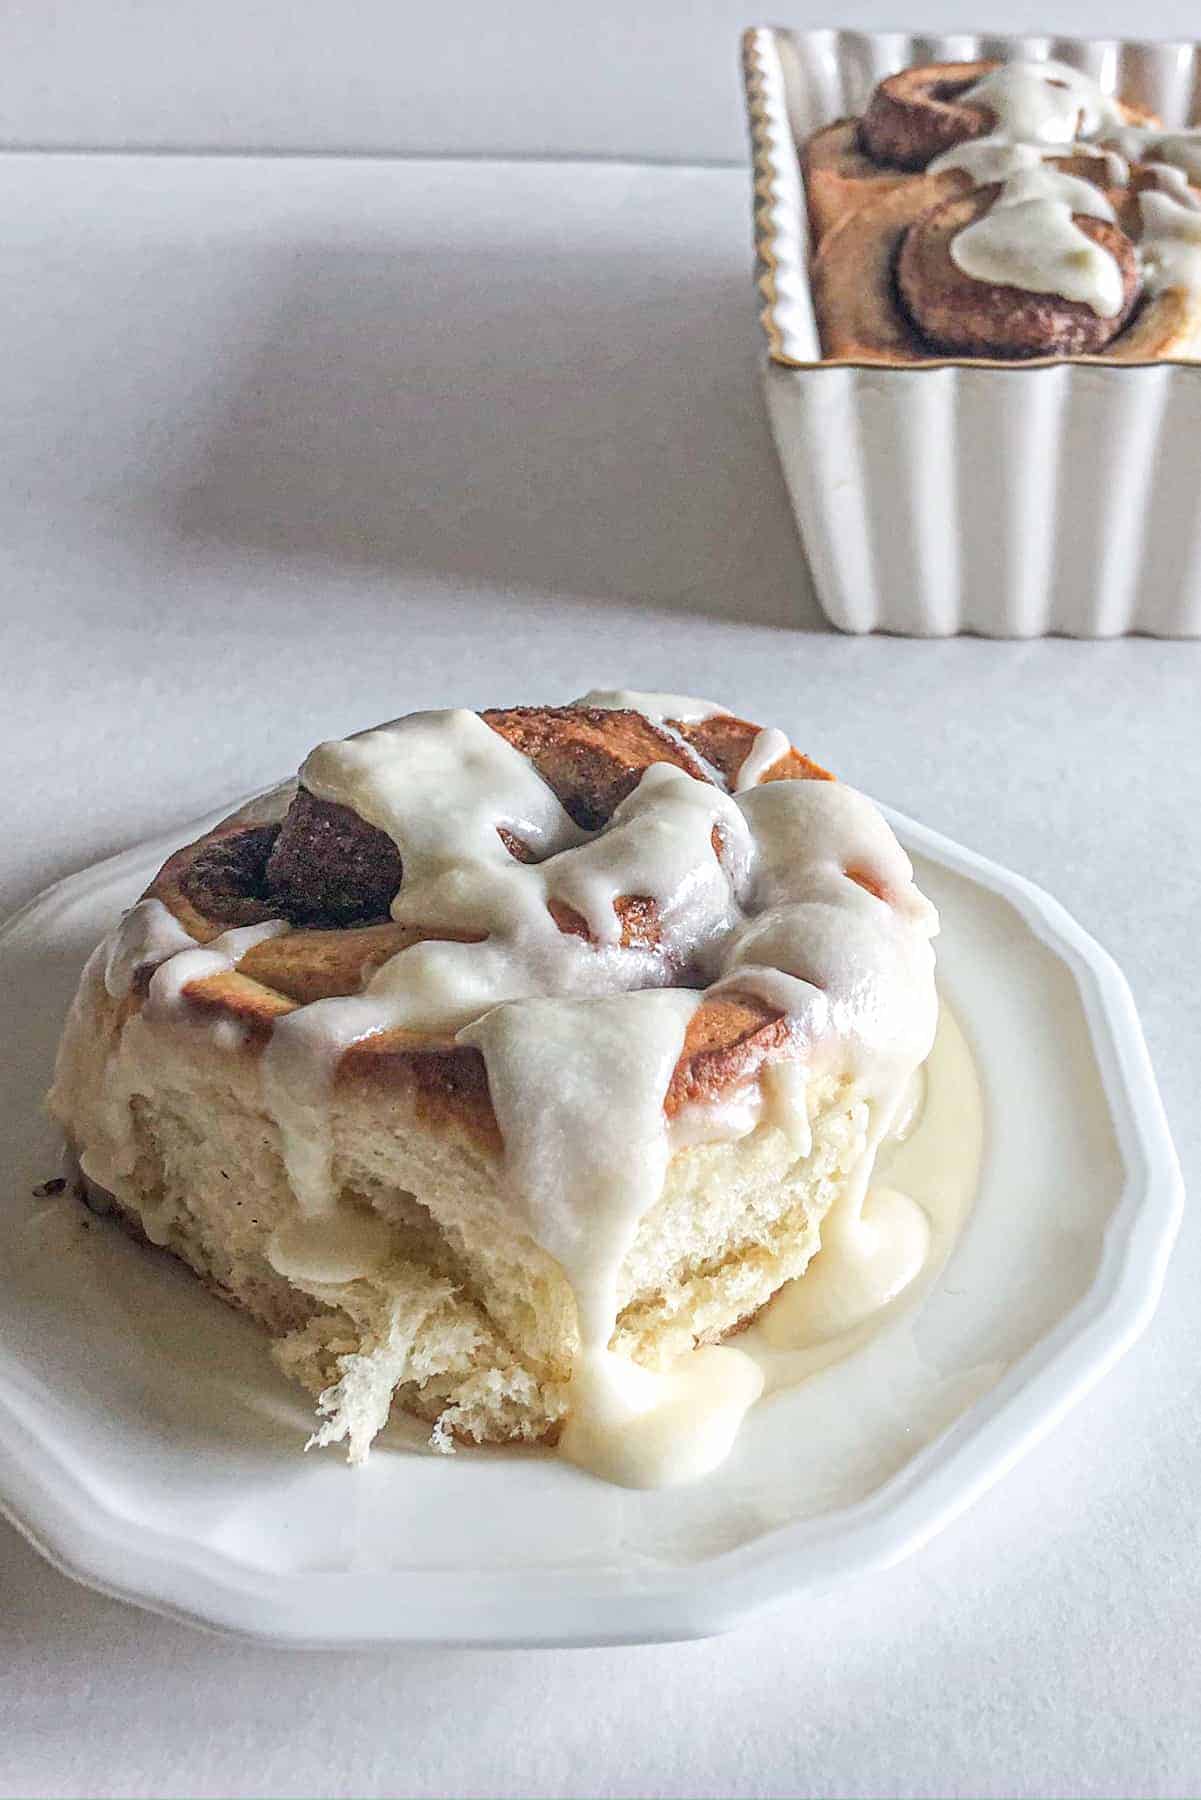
[50, 694, 939, 1487]
[813, 157, 1201, 362]
[804, 57, 1156, 245]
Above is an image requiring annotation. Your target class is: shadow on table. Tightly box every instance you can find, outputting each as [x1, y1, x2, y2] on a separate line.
[168, 238, 824, 630]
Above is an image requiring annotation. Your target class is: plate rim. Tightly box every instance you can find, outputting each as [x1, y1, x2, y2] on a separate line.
[0, 798, 1184, 1648]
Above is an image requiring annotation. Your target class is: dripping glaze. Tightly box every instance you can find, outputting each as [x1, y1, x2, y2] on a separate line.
[917, 66, 1201, 323]
[928, 137, 1130, 189]
[947, 166, 1124, 318]
[88, 694, 955, 1488]
[959, 60, 1125, 147]
[743, 1001, 981, 1393]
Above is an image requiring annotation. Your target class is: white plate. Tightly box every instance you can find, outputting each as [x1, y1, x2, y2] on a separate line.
[0, 802, 1181, 1647]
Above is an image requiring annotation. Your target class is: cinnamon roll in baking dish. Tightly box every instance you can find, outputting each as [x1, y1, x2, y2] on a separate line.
[50, 695, 938, 1486]
[804, 57, 1201, 362]
[804, 58, 1156, 245]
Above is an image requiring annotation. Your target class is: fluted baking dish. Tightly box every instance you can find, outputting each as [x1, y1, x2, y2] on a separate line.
[743, 27, 1201, 637]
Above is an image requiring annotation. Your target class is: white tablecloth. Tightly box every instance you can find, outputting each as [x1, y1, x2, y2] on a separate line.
[2, 154, 1198, 1800]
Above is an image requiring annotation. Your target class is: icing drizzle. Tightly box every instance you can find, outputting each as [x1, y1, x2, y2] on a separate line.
[921, 63, 1201, 327]
[928, 136, 1129, 188]
[960, 60, 1125, 146]
[1105, 126, 1201, 185]
[1137, 186, 1201, 298]
[948, 165, 1124, 318]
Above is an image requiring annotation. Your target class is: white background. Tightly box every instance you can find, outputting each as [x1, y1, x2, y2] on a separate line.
[0, 0, 1198, 161]
[1, 8, 1199, 1799]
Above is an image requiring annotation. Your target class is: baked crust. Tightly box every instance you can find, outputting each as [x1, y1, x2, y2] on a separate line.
[803, 119, 920, 247]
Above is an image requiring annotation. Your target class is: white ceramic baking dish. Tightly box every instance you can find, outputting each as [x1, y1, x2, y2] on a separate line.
[742, 27, 1201, 637]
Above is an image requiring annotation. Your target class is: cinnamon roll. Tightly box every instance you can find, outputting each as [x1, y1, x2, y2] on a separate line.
[50, 694, 939, 1487]
[813, 157, 1201, 362]
[804, 57, 1157, 245]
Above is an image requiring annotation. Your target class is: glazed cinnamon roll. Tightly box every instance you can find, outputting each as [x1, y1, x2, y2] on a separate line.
[804, 57, 1157, 245]
[50, 694, 939, 1487]
[813, 155, 1201, 362]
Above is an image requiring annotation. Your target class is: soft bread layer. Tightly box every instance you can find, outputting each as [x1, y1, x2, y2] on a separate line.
[52, 954, 866, 1459]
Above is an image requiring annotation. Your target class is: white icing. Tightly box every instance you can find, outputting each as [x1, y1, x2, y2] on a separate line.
[574, 689, 728, 724]
[761, 1059, 812, 1157]
[298, 712, 747, 1028]
[1142, 163, 1201, 210]
[762, 1181, 931, 1346]
[988, 164, 1115, 224]
[960, 60, 1125, 147]
[888, 1065, 927, 1145]
[304, 708, 586, 913]
[950, 165, 1123, 317]
[104, 898, 198, 999]
[88, 695, 942, 1487]
[920, 75, 1201, 330]
[143, 919, 289, 1020]
[261, 996, 384, 1221]
[460, 991, 701, 1347]
[734, 725, 791, 792]
[1106, 127, 1201, 184]
[746, 1000, 982, 1386]
[1137, 187, 1201, 299]
[734, 775, 934, 929]
[459, 989, 776, 1489]
[539, 762, 749, 951]
[929, 135, 1128, 188]
[558, 1344, 764, 1490]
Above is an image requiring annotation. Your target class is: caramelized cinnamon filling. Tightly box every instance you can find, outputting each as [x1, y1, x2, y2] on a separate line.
[264, 790, 401, 927]
[177, 825, 283, 927]
[858, 61, 998, 172]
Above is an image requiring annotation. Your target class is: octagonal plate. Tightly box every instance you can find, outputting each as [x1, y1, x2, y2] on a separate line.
[0, 800, 1182, 1646]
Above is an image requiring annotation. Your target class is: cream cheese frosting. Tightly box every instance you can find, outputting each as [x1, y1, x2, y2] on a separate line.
[1105, 126, 1201, 184]
[960, 60, 1125, 146]
[925, 64, 1201, 327]
[928, 136, 1130, 187]
[947, 165, 1124, 318]
[1137, 186, 1201, 298]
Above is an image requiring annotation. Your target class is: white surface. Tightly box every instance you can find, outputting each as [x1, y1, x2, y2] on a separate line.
[3, 799, 1177, 1647]
[748, 27, 1201, 637]
[1, 0, 1200, 161]
[0, 149, 1198, 1793]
